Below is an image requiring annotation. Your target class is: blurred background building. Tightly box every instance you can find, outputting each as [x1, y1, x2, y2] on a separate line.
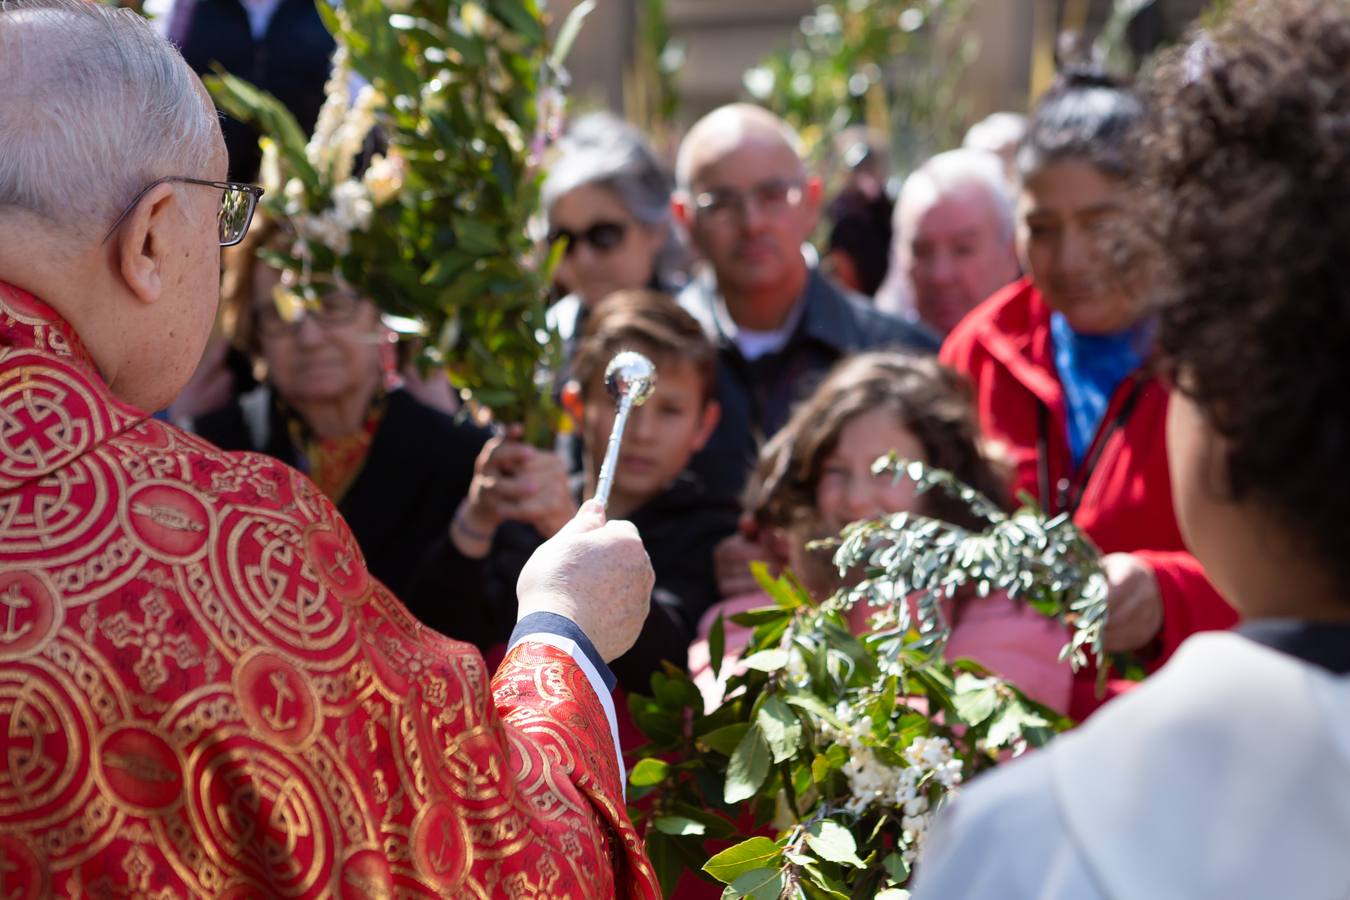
[554, 0, 1211, 166]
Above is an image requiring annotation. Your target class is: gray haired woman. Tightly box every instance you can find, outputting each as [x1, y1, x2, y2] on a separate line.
[541, 112, 685, 350]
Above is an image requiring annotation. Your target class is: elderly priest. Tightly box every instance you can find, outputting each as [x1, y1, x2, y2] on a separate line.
[0, 1, 659, 896]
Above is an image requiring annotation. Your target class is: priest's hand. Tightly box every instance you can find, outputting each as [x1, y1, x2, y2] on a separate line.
[517, 499, 654, 663]
[1101, 553, 1164, 653]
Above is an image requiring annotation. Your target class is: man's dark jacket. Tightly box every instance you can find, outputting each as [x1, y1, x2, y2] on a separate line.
[680, 265, 939, 502]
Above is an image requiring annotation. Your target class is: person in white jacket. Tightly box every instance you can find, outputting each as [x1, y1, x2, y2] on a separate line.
[913, 2, 1350, 898]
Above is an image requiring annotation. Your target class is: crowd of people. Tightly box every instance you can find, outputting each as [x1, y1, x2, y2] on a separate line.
[1, 0, 1347, 895]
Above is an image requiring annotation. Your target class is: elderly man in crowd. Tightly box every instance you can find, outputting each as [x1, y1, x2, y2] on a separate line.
[673, 103, 938, 505]
[0, 2, 658, 895]
[875, 148, 1022, 335]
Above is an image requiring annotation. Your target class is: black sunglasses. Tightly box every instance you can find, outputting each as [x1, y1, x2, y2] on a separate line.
[102, 176, 264, 248]
[547, 220, 629, 256]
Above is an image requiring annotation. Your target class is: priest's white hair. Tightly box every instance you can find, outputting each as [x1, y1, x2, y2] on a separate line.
[0, 0, 218, 238]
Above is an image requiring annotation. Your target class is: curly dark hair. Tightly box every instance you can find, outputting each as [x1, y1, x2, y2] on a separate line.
[1141, 0, 1350, 580]
[745, 352, 1009, 535]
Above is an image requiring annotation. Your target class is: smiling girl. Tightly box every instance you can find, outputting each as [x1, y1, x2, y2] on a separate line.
[690, 352, 1070, 713]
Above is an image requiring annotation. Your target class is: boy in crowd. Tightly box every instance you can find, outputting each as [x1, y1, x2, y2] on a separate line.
[432, 290, 740, 704]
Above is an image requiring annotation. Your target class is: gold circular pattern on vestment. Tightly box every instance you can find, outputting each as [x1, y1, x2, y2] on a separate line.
[115, 418, 173, 452]
[0, 663, 92, 824]
[0, 454, 110, 557]
[217, 881, 270, 899]
[0, 834, 48, 900]
[0, 570, 62, 662]
[122, 481, 214, 565]
[222, 515, 355, 661]
[233, 648, 322, 752]
[0, 363, 103, 485]
[303, 525, 371, 604]
[410, 799, 473, 891]
[93, 725, 186, 816]
[337, 846, 395, 900]
[188, 731, 333, 896]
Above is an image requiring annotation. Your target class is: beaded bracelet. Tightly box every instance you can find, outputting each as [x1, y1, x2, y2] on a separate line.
[453, 507, 492, 543]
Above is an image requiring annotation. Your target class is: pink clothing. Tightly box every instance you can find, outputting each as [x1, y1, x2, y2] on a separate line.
[690, 591, 1072, 714]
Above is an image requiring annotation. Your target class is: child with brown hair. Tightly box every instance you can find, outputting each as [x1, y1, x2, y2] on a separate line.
[440, 289, 740, 705]
[690, 351, 1071, 712]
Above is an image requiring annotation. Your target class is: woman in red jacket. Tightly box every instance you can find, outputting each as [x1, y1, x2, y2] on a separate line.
[941, 69, 1238, 720]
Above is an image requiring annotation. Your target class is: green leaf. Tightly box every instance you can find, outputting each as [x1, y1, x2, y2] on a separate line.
[650, 669, 702, 712]
[709, 612, 727, 680]
[951, 674, 998, 726]
[804, 819, 865, 868]
[881, 851, 910, 884]
[451, 216, 499, 256]
[549, 0, 596, 69]
[653, 815, 707, 837]
[727, 867, 785, 900]
[742, 649, 788, 672]
[791, 760, 812, 798]
[629, 695, 681, 745]
[645, 830, 684, 898]
[667, 802, 737, 839]
[811, 752, 835, 784]
[702, 722, 749, 757]
[757, 695, 802, 764]
[784, 694, 846, 730]
[629, 758, 669, 788]
[724, 723, 771, 804]
[753, 562, 809, 609]
[489, 0, 544, 42]
[730, 607, 791, 628]
[703, 837, 783, 885]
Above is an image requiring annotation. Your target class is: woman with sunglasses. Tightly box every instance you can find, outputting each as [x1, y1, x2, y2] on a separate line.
[187, 216, 490, 635]
[542, 112, 686, 364]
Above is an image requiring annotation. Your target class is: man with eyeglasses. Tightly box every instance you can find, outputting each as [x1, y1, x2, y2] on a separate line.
[0, 1, 659, 895]
[672, 104, 938, 596]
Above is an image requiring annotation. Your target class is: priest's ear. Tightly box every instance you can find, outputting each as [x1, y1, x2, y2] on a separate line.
[111, 181, 178, 306]
[561, 380, 585, 428]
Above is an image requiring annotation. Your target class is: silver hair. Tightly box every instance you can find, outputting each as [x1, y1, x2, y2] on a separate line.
[962, 111, 1029, 156]
[543, 113, 671, 230]
[894, 148, 1016, 245]
[0, 0, 218, 236]
[542, 112, 685, 289]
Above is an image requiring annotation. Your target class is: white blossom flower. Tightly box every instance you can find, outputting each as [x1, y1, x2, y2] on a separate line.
[460, 2, 487, 34]
[904, 736, 955, 771]
[329, 84, 381, 184]
[330, 179, 373, 232]
[362, 153, 406, 206]
[307, 49, 351, 171]
[258, 138, 283, 195]
[283, 178, 307, 217]
[296, 211, 350, 256]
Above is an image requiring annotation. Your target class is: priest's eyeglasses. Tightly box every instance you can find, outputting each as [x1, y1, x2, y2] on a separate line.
[102, 177, 264, 247]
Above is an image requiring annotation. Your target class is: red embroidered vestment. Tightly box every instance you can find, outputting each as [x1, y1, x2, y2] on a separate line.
[0, 283, 659, 898]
